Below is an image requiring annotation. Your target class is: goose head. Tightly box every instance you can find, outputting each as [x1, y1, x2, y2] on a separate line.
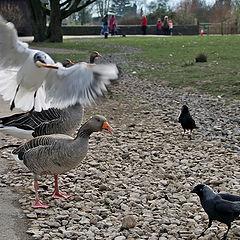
[78, 115, 113, 137]
[89, 115, 113, 134]
[62, 59, 74, 68]
[90, 51, 101, 64]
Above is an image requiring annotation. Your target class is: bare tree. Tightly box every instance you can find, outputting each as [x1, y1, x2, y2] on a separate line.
[210, 0, 231, 23]
[27, 0, 97, 42]
[95, 0, 111, 17]
[174, 0, 210, 24]
[210, 0, 231, 34]
[0, 3, 24, 29]
[231, 0, 240, 32]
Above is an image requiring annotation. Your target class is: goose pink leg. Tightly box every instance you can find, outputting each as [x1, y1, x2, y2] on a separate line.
[52, 175, 72, 199]
[32, 179, 50, 208]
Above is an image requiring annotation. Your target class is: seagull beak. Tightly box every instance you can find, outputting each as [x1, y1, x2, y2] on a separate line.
[35, 61, 59, 69]
[102, 121, 113, 134]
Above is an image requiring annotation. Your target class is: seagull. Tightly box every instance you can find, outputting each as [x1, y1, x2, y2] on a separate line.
[0, 15, 119, 112]
[0, 54, 101, 145]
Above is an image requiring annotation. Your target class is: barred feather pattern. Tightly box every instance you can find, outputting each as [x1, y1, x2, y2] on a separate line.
[12, 134, 80, 175]
[0, 103, 83, 137]
[11, 115, 107, 176]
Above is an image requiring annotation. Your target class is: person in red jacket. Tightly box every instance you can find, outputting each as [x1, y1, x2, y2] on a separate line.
[140, 15, 147, 35]
[156, 18, 162, 35]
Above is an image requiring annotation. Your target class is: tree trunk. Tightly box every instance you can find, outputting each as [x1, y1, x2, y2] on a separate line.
[26, 0, 47, 42]
[48, 0, 63, 42]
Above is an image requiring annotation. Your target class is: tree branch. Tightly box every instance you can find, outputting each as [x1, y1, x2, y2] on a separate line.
[61, 0, 97, 19]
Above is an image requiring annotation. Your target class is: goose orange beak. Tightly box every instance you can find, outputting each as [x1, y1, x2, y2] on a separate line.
[97, 53, 102, 57]
[102, 121, 113, 134]
[68, 60, 74, 65]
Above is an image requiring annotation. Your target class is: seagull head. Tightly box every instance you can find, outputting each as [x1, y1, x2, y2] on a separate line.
[34, 52, 47, 67]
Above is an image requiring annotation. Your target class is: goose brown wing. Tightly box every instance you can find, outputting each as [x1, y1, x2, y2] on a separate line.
[0, 108, 62, 132]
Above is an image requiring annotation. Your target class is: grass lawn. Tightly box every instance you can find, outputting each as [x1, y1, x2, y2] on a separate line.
[30, 35, 240, 100]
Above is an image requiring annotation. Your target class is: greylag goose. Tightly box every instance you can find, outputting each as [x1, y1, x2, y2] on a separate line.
[0, 15, 119, 112]
[89, 51, 101, 64]
[0, 53, 101, 141]
[12, 115, 113, 208]
[178, 105, 198, 138]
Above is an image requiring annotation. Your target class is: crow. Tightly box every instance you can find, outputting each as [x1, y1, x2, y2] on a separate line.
[178, 105, 198, 139]
[191, 184, 240, 240]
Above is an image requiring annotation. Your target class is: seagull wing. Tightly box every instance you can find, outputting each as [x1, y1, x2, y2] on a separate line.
[0, 16, 30, 68]
[0, 16, 54, 111]
[44, 62, 119, 109]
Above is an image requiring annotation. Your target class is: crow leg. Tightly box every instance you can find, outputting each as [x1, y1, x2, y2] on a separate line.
[221, 224, 231, 240]
[10, 84, 20, 111]
[198, 219, 212, 238]
[182, 129, 185, 138]
[188, 130, 192, 140]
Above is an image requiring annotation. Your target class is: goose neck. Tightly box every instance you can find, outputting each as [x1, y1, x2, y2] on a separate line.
[76, 123, 93, 138]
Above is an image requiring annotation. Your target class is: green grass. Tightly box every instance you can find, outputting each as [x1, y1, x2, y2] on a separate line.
[30, 35, 240, 100]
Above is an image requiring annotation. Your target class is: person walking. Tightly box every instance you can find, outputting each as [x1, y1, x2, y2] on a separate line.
[101, 14, 109, 38]
[156, 18, 162, 35]
[140, 15, 147, 35]
[169, 19, 173, 36]
[109, 14, 117, 36]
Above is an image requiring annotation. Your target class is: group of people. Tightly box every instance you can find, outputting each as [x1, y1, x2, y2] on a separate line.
[141, 15, 173, 36]
[101, 14, 117, 37]
[101, 14, 174, 37]
[157, 16, 173, 35]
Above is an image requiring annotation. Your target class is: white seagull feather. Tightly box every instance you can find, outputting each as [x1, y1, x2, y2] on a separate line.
[0, 16, 119, 111]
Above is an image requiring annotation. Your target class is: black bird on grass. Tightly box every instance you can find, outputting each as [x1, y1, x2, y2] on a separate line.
[191, 184, 240, 240]
[178, 105, 198, 139]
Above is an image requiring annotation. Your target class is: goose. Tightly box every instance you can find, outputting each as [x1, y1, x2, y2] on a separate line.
[0, 53, 102, 141]
[11, 115, 113, 208]
[0, 15, 119, 112]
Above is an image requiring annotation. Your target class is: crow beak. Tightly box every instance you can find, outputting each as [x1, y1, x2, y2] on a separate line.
[35, 61, 59, 69]
[102, 121, 113, 134]
[190, 189, 197, 193]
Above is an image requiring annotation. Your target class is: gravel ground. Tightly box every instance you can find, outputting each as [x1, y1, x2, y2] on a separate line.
[0, 43, 240, 240]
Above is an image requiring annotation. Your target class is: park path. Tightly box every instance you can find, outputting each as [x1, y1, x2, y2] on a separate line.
[0, 36, 239, 240]
[0, 97, 32, 240]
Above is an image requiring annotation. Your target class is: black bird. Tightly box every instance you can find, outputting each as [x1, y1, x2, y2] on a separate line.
[178, 105, 198, 138]
[191, 184, 240, 240]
